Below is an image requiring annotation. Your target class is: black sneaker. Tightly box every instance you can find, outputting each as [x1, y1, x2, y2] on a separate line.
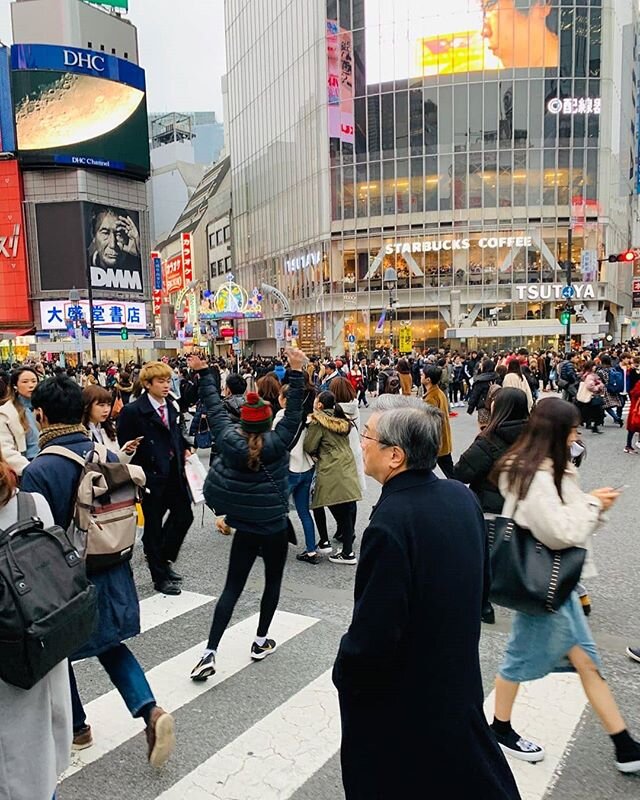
[615, 739, 640, 774]
[251, 639, 276, 661]
[190, 652, 216, 681]
[481, 603, 496, 625]
[492, 726, 545, 763]
[329, 551, 357, 565]
[296, 551, 320, 565]
[626, 646, 640, 664]
[316, 540, 333, 554]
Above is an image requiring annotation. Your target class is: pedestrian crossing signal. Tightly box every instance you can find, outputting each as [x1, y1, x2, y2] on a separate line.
[120, 327, 129, 341]
[560, 311, 571, 325]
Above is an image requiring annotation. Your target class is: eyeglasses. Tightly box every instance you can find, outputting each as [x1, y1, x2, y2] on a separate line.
[360, 431, 392, 447]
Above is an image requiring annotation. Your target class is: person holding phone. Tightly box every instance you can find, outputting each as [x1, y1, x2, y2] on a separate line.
[489, 400, 640, 774]
[82, 385, 141, 462]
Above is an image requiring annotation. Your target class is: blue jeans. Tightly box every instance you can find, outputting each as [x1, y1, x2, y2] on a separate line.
[288, 468, 316, 552]
[69, 644, 155, 732]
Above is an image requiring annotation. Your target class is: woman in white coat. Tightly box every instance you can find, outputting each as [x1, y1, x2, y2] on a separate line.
[489, 399, 640, 775]
[82, 385, 140, 462]
[0, 461, 72, 800]
[0, 367, 40, 476]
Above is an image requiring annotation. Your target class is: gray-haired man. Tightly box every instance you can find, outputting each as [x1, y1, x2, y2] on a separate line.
[333, 405, 520, 799]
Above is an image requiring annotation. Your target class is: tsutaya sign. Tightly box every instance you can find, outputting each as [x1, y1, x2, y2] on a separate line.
[385, 236, 533, 255]
[285, 250, 322, 273]
[515, 283, 596, 301]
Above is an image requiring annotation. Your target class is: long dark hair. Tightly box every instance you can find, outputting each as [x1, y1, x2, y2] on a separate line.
[482, 388, 529, 439]
[496, 399, 580, 501]
[243, 431, 264, 471]
[9, 367, 39, 432]
[317, 390, 347, 419]
[506, 359, 522, 378]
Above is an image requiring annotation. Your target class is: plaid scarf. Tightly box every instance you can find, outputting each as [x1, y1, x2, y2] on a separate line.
[38, 424, 89, 450]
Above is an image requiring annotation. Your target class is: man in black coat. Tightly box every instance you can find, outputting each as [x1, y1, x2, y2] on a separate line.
[118, 361, 194, 595]
[333, 405, 521, 799]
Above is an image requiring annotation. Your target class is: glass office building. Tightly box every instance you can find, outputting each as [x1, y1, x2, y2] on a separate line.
[225, 0, 637, 354]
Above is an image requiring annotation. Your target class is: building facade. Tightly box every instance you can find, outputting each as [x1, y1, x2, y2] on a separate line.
[226, 0, 638, 354]
[9, 0, 153, 361]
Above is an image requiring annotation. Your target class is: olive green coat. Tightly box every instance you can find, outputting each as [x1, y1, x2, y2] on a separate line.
[303, 410, 363, 509]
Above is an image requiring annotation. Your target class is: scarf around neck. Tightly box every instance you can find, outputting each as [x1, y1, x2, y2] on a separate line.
[38, 424, 89, 450]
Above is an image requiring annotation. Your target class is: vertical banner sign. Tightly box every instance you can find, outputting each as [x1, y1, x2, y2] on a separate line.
[0, 161, 31, 326]
[326, 21, 354, 145]
[181, 232, 193, 284]
[375, 310, 386, 334]
[150, 250, 162, 316]
[399, 326, 413, 353]
[164, 253, 183, 293]
[633, 259, 640, 310]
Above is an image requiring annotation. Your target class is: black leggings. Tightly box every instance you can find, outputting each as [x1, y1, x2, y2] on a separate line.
[207, 528, 289, 651]
[313, 502, 356, 555]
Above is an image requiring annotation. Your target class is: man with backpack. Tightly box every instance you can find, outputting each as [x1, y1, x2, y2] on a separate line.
[596, 354, 624, 426]
[21, 376, 176, 767]
[377, 357, 401, 395]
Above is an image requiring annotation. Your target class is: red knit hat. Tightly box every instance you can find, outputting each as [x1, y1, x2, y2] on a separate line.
[240, 392, 273, 433]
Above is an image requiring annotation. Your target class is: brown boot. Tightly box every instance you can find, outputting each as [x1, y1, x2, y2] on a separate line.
[145, 707, 175, 768]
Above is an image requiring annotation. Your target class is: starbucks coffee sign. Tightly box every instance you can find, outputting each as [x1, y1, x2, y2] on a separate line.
[515, 283, 596, 301]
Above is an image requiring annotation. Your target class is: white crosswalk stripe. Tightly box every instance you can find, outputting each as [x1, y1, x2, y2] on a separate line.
[155, 669, 340, 800]
[139, 590, 215, 634]
[62, 610, 318, 780]
[484, 674, 588, 800]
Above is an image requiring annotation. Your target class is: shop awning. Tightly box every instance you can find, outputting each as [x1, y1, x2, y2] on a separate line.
[0, 327, 36, 340]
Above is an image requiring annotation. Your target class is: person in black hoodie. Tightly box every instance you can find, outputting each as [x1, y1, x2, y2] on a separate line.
[453, 387, 530, 624]
[466, 359, 498, 429]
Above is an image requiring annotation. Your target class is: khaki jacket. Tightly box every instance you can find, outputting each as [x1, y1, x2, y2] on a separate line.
[303, 410, 362, 509]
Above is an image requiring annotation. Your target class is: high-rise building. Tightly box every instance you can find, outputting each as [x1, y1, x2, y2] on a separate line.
[226, 0, 637, 354]
[9, 0, 153, 361]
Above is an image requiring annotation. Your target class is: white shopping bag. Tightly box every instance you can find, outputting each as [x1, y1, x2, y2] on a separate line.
[185, 453, 208, 505]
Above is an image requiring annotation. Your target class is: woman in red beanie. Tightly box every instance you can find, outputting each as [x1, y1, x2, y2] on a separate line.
[186, 349, 306, 681]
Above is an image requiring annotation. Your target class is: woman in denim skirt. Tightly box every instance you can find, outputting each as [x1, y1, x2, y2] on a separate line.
[488, 399, 640, 775]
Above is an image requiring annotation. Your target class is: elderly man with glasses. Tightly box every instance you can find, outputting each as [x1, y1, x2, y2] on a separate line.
[333, 402, 520, 799]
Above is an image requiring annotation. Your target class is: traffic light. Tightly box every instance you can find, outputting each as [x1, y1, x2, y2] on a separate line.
[120, 327, 129, 341]
[607, 250, 636, 263]
[560, 310, 571, 326]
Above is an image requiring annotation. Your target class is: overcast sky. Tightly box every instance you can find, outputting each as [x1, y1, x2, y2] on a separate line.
[0, 0, 227, 116]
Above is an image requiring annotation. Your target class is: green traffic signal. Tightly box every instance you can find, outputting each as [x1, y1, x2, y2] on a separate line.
[120, 327, 129, 341]
[560, 311, 571, 325]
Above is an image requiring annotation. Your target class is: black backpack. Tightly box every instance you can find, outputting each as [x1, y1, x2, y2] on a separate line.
[383, 369, 401, 394]
[0, 492, 97, 689]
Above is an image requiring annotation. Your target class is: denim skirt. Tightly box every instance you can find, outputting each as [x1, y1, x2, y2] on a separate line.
[499, 592, 601, 683]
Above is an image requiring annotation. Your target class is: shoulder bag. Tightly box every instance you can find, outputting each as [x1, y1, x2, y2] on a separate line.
[259, 460, 297, 545]
[486, 512, 586, 616]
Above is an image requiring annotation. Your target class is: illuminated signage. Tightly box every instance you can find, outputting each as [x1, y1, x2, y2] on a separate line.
[63, 50, 105, 73]
[181, 232, 193, 283]
[547, 97, 601, 115]
[0, 160, 31, 327]
[40, 300, 147, 331]
[285, 250, 322, 273]
[385, 236, 533, 255]
[515, 284, 596, 301]
[164, 254, 183, 293]
[365, 0, 559, 83]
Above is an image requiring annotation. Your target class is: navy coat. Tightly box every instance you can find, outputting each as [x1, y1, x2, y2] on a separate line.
[333, 470, 520, 799]
[197, 368, 303, 534]
[21, 432, 140, 658]
[117, 393, 190, 493]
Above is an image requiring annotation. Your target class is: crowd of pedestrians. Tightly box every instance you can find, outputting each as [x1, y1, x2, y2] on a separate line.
[0, 337, 639, 800]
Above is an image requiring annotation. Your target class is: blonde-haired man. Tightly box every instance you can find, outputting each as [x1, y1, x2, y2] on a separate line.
[117, 361, 194, 595]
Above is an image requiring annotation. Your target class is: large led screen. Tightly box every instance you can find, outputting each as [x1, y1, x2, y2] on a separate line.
[11, 44, 150, 179]
[365, 0, 559, 82]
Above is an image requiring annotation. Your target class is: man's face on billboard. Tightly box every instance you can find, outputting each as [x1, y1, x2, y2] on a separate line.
[94, 211, 124, 269]
[482, 0, 556, 68]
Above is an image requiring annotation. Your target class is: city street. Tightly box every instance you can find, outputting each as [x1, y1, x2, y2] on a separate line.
[58, 402, 640, 800]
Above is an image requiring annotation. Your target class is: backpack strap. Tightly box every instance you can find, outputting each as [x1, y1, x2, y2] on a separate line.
[16, 491, 37, 522]
[42, 446, 87, 468]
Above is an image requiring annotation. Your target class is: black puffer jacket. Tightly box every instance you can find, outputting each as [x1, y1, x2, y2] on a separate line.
[198, 368, 304, 533]
[466, 372, 497, 415]
[452, 420, 527, 514]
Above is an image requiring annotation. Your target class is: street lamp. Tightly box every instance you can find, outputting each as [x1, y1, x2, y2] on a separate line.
[383, 267, 398, 354]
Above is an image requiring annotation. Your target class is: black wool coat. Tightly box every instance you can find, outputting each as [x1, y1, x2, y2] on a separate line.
[333, 470, 521, 800]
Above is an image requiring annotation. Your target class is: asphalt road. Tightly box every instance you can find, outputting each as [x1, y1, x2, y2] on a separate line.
[58, 398, 640, 800]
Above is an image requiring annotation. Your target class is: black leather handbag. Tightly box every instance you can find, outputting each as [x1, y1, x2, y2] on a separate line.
[486, 516, 586, 616]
